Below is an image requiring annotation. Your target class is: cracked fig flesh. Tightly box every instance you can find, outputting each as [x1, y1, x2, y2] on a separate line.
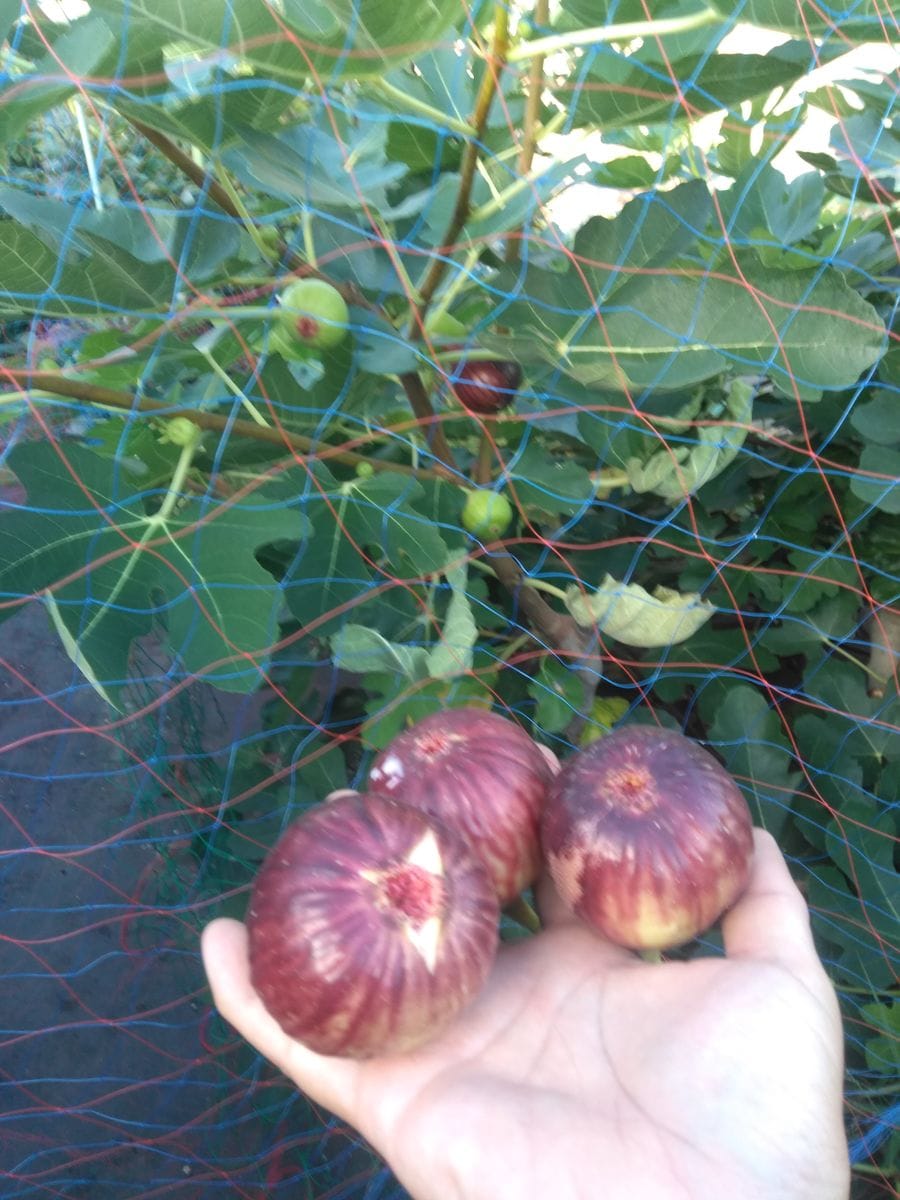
[247, 792, 499, 1058]
[540, 724, 754, 951]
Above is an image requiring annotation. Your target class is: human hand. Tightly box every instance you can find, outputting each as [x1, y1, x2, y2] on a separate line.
[201, 828, 849, 1200]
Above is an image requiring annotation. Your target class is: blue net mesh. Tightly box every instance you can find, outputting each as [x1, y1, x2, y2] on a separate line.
[0, 1, 897, 1196]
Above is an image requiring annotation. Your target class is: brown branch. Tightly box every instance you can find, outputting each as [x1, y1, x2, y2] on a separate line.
[399, 372, 459, 473]
[128, 118, 242, 218]
[11, 369, 457, 483]
[473, 433, 495, 486]
[413, 5, 511, 318]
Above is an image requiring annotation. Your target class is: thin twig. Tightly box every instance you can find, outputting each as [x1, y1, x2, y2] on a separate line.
[473, 433, 495, 486]
[7, 369, 456, 482]
[506, 0, 549, 265]
[128, 117, 240, 218]
[399, 372, 458, 472]
[414, 5, 511, 319]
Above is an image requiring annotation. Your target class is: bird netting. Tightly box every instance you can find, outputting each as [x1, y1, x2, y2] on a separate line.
[0, 1, 897, 1197]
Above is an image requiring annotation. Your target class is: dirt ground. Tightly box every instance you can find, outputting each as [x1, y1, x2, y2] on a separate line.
[0, 592, 392, 1198]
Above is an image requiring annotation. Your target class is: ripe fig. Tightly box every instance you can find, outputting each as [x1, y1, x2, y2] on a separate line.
[278, 278, 349, 349]
[368, 707, 553, 904]
[541, 724, 753, 951]
[449, 359, 522, 415]
[247, 792, 499, 1059]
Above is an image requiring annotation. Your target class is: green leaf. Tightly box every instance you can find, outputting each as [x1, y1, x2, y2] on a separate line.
[704, 683, 798, 834]
[426, 566, 478, 679]
[851, 392, 900, 447]
[719, 162, 824, 248]
[780, 549, 858, 615]
[800, 660, 900, 771]
[161, 496, 309, 692]
[222, 124, 408, 215]
[89, 0, 463, 84]
[651, 625, 780, 704]
[626, 379, 753, 502]
[529, 657, 585, 734]
[331, 625, 429, 680]
[343, 473, 451, 577]
[759, 595, 859, 658]
[0, 17, 117, 144]
[808, 791, 899, 991]
[709, 0, 883, 37]
[508, 443, 595, 518]
[491, 230, 885, 394]
[279, 469, 450, 638]
[566, 573, 715, 647]
[329, 567, 476, 682]
[851, 446, 900, 515]
[809, 863, 897, 992]
[353, 307, 420, 375]
[573, 182, 714, 303]
[570, 43, 812, 128]
[0, 184, 240, 282]
[0, 442, 309, 702]
[0, 220, 174, 318]
[361, 678, 495, 750]
[0, 0, 20, 37]
[861, 1001, 900, 1073]
[591, 156, 659, 190]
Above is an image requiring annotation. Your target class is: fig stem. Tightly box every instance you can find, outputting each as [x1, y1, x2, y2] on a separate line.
[473, 432, 494, 486]
[640, 949, 664, 964]
[505, 896, 541, 934]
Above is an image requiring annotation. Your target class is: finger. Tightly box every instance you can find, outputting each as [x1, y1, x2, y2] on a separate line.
[533, 866, 581, 930]
[721, 829, 821, 970]
[200, 918, 360, 1122]
[537, 743, 562, 775]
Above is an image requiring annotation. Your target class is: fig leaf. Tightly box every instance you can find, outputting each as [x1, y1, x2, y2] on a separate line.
[565, 573, 715, 647]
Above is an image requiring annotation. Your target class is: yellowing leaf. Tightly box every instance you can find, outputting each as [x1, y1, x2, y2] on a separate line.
[565, 574, 716, 647]
[580, 696, 630, 745]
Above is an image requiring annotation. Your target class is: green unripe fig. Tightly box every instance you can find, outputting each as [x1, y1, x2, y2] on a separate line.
[278, 278, 349, 349]
[159, 416, 202, 448]
[461, 489, 514, 540]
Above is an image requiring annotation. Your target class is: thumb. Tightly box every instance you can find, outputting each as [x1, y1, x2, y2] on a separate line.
[721, 829, 823, 974]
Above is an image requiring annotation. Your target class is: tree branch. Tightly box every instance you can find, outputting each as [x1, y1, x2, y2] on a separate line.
[7, 369, 457, 483]
[413, 5, 511, 318]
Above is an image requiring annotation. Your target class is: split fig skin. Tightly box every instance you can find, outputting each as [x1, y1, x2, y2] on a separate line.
[247, 792, 499, 1058]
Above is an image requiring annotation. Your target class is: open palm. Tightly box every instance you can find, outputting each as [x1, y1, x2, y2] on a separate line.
[201, 830, 849, 1200]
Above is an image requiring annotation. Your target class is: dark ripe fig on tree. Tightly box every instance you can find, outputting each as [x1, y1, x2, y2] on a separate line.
[449, 359, 522, 415]
[368, 707, 554, 904]
[541, 724, 754, 951]
[247, 792, 498, 1059]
